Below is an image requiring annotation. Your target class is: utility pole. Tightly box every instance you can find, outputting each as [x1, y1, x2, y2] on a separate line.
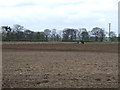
[109, 23, 111, 41]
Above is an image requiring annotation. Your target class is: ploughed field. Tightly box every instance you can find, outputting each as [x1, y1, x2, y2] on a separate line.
[2, 42, 119, 88]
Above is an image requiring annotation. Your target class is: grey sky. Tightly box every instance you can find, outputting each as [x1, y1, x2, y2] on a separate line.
[0, 0, 119, 35]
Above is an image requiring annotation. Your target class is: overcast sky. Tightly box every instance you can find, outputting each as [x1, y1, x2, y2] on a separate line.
[0, 0, 119, 34]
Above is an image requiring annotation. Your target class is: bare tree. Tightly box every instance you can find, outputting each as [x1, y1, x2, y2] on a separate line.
[44, 29, 51, 41]
[13, 24, 24, 32]
[91, 27, 106, 42]
[80, 28, 89, 41]
[1, 26, 12, 41]
[63, 28, 77, 40]
[51, 29, 56, 41]
[12, 24, 24, 41]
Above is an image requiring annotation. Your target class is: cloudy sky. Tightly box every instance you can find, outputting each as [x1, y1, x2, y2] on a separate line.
[0, 0, 119, 34]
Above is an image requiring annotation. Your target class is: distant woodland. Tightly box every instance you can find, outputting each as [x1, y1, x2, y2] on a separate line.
[1, 24, 119, 42]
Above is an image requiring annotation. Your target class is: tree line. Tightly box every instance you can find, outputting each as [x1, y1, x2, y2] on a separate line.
[1, 24, 119, 42]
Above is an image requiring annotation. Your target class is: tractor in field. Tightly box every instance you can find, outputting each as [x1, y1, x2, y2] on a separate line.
[74, 40, 84, 44]
[80, 40, 84, 44]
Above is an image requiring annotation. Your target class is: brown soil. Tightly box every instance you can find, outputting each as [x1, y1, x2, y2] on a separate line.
[2, 42, 119, 88]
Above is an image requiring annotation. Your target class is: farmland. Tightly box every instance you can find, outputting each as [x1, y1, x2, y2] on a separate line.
[2, 42, 119, 88]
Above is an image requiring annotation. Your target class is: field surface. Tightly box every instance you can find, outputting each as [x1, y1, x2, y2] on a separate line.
[2, 42, 119, 88]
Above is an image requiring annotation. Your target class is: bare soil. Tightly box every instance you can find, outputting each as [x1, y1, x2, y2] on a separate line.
[2, 42, 119, 88]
